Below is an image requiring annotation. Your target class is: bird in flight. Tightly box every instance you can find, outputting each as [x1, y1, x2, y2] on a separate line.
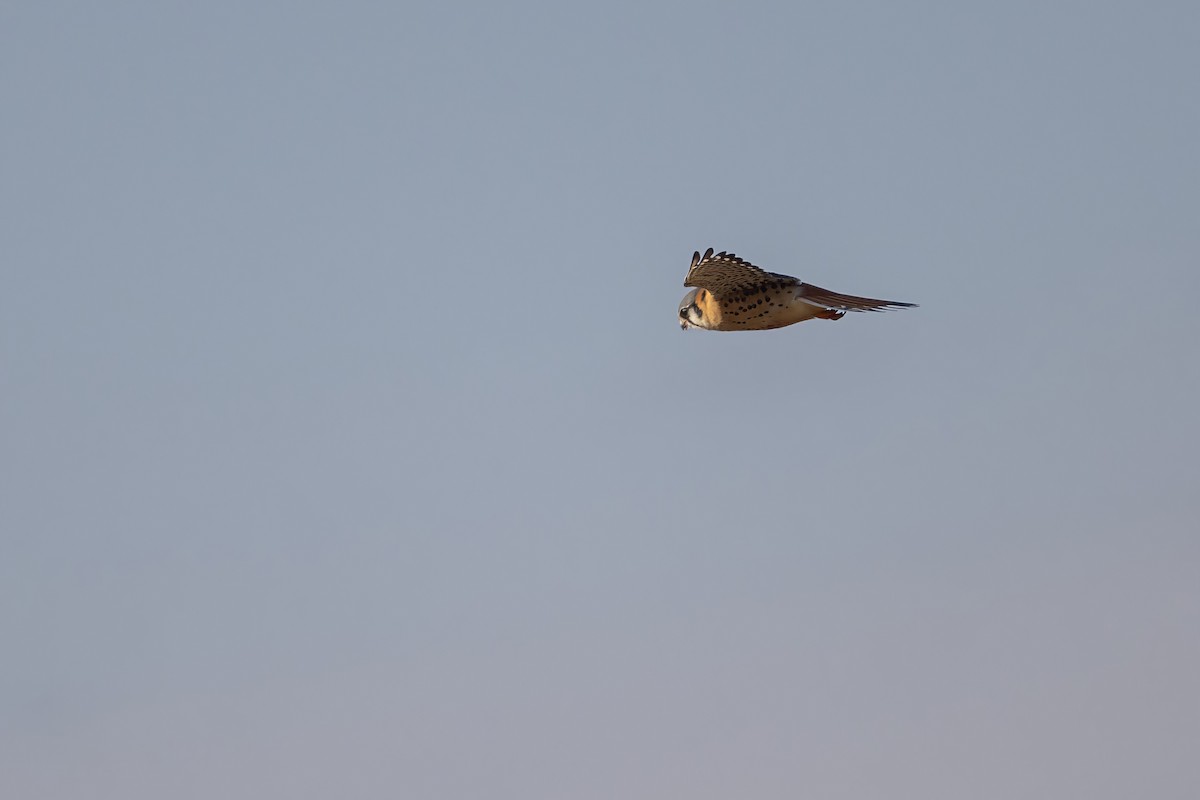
[678, 248, 916, 331]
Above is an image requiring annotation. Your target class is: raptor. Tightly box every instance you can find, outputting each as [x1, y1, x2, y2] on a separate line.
[679, 247, 916, 331]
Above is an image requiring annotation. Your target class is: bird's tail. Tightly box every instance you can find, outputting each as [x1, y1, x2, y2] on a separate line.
[799, 283, 917, 313]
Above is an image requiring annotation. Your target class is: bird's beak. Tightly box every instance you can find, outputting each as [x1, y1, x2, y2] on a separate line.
[679, 320, 689, 330]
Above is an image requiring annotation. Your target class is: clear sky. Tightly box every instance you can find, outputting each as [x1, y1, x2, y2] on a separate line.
[3, 1, 1198, 797]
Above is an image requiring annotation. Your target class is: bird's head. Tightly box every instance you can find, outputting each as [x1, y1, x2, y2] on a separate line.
[678, 288, 705, 330]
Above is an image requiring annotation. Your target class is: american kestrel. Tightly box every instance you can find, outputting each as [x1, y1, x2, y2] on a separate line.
[678, 247, 916, 331]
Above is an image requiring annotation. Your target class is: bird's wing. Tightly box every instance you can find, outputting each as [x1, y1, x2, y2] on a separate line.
[796, 283, 918, 313]
[684, 248, 798, 298]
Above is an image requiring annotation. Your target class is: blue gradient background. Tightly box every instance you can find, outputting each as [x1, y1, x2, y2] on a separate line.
[3, 2, 1198, 797]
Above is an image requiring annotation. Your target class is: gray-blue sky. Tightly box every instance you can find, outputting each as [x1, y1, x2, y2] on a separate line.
[3, 1, 1198, 797]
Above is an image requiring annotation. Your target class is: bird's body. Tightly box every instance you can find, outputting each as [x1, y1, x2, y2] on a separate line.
[678, 248, 916, 331]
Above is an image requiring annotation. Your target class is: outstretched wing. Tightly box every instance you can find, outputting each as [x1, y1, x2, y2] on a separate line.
[796, 283, 917, 313]
[684, 248, 798, 298]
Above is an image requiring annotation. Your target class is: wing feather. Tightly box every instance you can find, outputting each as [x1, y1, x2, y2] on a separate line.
[684, 249, 797, 298]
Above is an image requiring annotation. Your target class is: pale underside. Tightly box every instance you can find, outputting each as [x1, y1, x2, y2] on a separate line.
[703, 289, 833, 331]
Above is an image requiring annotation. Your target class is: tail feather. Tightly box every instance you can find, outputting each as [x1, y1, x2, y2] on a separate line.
[798, 283, 917, 312]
